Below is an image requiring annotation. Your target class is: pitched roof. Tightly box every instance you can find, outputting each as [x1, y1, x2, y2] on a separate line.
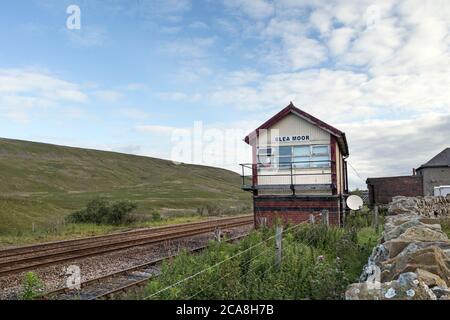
[417, 148, 450, 170]
[244, 102, 349, 156]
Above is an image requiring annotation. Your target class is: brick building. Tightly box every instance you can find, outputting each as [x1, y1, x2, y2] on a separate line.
[240, 102, 349, 226]
[366, 175, 423, 206]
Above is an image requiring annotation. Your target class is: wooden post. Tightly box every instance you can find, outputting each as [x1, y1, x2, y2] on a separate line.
[32, 222, 35, 233]
[321, 210, 329, 226]
[214, 228, 222, 242]
[260, 217, 267, 229]
[275, 225, 283, 268]
[309, 214, 315, 224]
[374, 205, 379, 233]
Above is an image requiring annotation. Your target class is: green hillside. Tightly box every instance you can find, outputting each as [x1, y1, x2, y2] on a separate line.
[0, 138, 251, 233]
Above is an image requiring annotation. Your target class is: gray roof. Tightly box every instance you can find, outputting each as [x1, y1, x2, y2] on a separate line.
[417, 148, 450, 170]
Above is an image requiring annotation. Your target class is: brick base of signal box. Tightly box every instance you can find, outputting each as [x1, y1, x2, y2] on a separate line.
[253, 196, 341, 227]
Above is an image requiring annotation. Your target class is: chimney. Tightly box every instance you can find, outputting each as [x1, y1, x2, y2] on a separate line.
[412, 168, 416, 176]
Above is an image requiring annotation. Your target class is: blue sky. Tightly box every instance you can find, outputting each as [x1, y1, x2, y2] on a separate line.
[1, 0, 450, 189]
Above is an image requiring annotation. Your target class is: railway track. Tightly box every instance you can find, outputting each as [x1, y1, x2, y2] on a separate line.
[41, 234, 248, 300]
[0, 215, 253, 277]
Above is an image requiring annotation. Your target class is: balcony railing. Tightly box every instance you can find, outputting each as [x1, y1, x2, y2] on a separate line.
[239, 160, 336, 192]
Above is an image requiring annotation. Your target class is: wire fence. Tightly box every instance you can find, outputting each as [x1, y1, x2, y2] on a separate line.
[144, 223, 303, 299]
[144, 221, 321, 300]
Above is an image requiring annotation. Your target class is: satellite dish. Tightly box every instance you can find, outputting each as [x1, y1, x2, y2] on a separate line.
[347, 195, 364, 210]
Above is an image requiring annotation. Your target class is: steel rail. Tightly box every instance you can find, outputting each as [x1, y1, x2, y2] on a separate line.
[0, 215, 252, 258]
[40, 234, 249, 300]
[0, 217, 253, 276]
[0, 216, 251, 264]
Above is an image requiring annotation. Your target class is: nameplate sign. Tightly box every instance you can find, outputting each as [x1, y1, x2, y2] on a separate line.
[274, 135, 310, 142]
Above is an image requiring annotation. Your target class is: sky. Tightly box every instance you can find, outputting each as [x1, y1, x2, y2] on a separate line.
[0, 0, 449, 190]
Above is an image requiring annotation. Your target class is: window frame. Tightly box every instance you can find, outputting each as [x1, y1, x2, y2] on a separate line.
[272, 144, 331, 169]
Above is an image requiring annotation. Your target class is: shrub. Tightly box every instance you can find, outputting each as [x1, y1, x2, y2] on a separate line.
[20, 272, 44, 300]
[151, 211, 162, 221]
[66, 198, 137, 225]
[143, 223, 375, 300]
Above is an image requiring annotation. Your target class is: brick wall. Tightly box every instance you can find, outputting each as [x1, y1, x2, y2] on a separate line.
[253, 196, 341, 226]
[366, 175, 423, 206]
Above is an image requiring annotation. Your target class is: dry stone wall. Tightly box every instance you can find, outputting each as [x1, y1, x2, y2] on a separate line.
[346, 195, 450, 300]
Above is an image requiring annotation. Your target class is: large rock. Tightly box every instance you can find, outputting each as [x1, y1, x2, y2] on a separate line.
[383, 227, 450, 259]
[388, 197, 420, 215]
[383, 219, 442, 242]
[397, 226, 448, 242]
[381, 246, 450, 285]
[416, 268, 447, 288]
[346, 272, 436, 300]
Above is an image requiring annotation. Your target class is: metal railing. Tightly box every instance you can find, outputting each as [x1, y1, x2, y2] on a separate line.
[239, 160, 335, 190]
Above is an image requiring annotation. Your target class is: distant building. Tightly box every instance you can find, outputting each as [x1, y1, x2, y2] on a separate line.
[416, 148, 450, 196]
[366, 148, 450, 205]
[240, 102, 349, 226]
[366, 175, 423, 206]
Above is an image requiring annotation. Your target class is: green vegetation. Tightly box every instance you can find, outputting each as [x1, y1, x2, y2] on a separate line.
[0, 138, 251, 237]
[441, 219, 450, 238]
[66, 198, 138, 225]
[20, 272, 44, 300]
[142, 216, 380, 300]
[0, 214, 212, 247]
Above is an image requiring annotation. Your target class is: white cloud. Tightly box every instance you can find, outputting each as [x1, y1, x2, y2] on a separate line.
[159, 37, 216, 58]
[225, 0, 275, 20]
[342, 113, 450, 188]
[93, 90, 123, 102]
[119, 108, 150, 120]
[328, 27, 354, 56]
[135, 124, 179, 135]
[64, 26, 107, 47]
[310, 9, 332, 34]
[0, 68, 88, 123]
[189, 21, 209, 29]
[157, 91, 202, 102]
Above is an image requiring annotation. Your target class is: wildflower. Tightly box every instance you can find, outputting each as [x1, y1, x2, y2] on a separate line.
[317, 255, 325, 262]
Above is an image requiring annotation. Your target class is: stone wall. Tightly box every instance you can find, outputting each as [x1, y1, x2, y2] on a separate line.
[345, 195, 450, 300]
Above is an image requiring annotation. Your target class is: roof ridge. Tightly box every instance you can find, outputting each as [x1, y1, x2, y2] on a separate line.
[244, 102, 349, 156]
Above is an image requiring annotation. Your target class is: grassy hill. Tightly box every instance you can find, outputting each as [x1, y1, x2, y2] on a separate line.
[0, 138, 251, 234]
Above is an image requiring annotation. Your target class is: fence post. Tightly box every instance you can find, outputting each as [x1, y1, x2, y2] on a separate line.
[275, 225, 283, 268]
[309, 214, 315, 224]
[321, 210, 329, 226]
[214, 227, 222, 242]
[32, 222, 35, 233]
[374, 206, 379, 233]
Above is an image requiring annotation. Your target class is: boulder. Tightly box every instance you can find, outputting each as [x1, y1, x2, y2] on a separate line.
[383, 238, 450, 260]
[416, 268, 447, 288]
[388, 197, 420, 215]
[383, 219, 442, 242]
[397, 226, 448, 242]
[346, 272, 436, 300]
[380, 246, 450, 285]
